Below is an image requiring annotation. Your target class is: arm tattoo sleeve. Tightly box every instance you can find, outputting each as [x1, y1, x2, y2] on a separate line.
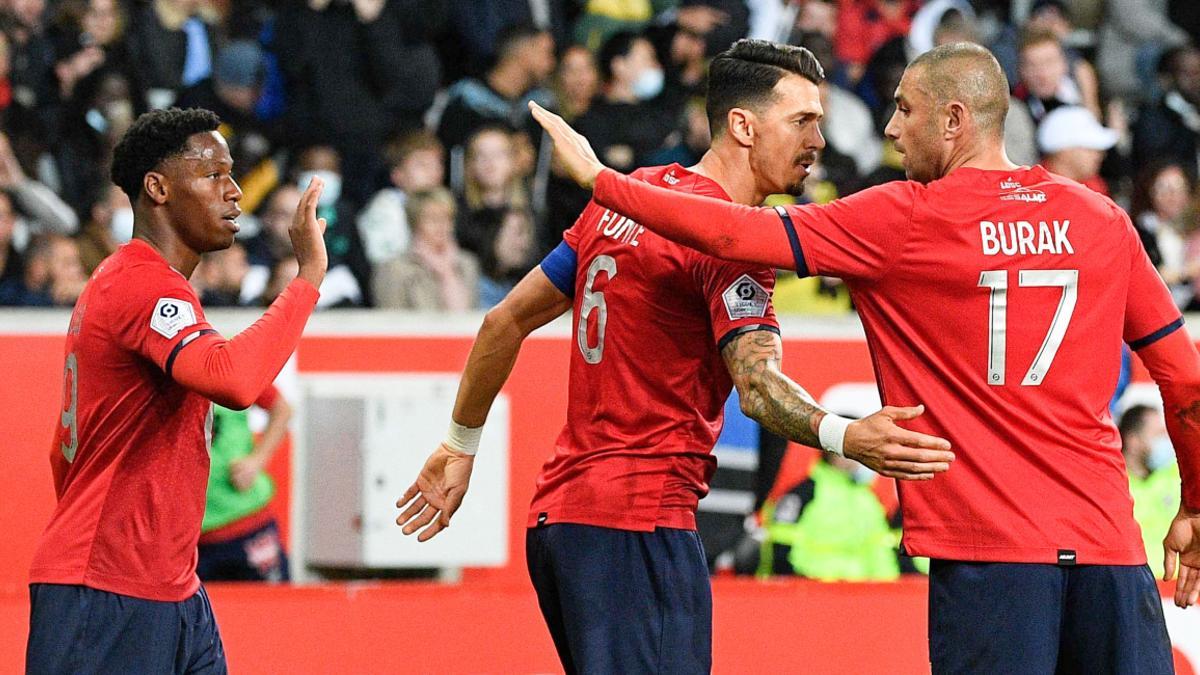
[721, 329, 826, 448]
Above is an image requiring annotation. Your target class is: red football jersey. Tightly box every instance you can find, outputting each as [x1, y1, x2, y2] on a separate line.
[780, 166, 1180, 564]
[528, 164, 779, 531]
[30, 240, 217, 601]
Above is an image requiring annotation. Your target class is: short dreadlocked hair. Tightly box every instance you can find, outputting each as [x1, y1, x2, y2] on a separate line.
[110, 107, 222, 201]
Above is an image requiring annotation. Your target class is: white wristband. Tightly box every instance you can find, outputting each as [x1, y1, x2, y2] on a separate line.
[445, 421, 483, 456]
[818, 413, 855, 457]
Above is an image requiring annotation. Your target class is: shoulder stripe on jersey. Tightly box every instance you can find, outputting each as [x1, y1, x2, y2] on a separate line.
[773, 206, 810, 276]
[717, 323, 781, 352]
[165, 328, 217, 378]
[1128, 317, 1185, 351]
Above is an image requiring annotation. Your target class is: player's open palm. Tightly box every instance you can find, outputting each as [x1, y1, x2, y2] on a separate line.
[528, 101, 605, 189]
[843, 405, 954, 481]
[290, 176, 329, 288]
[396, 444, 475, 542]
[1163, 507, 1200, 608]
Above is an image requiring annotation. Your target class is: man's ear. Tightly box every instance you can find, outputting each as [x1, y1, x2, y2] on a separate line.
[726, 108, 756, 147]
[143, 171, 168, 206]
[944, 101, 967, 140]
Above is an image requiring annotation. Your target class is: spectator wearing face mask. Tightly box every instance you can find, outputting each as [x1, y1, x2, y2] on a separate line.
[573, 31, 679, 175]
[373, 188, 478, 311]
[292, 145, 366, 307]
[75, 183, 131, 274]
[1119, 404, 1181, 574]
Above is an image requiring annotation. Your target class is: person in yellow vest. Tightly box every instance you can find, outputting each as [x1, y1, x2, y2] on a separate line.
[1120, 404, 1182, 574]
[760, 452, 902, 580]
[197, 385, 291, 581]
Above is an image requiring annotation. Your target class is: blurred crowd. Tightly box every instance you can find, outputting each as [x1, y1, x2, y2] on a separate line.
[2, 0, 1200, 312]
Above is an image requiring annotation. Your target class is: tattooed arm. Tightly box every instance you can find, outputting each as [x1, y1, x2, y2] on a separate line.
[720, 329, 954, 481]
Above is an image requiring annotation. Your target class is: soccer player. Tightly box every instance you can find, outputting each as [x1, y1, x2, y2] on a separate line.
[25, 108, 327, 674]
[396, 40, 952, 673]
[532, 41, 1200, 672]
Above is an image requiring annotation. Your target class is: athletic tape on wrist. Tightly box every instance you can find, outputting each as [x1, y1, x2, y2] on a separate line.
[445, 421, 482, 456]
[818, 414, 854, 457]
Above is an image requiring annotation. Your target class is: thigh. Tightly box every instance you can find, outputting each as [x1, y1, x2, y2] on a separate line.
[180, 586, 228, 675]
[928, 560, 1065, 675]
[1057, 565, 1172, 675]
[537, 524, 710, 675]
[26, 584, 182, 675]
[526, 526, 577, 675]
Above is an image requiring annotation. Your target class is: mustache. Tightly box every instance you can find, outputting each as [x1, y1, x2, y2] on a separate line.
[795, 152, 819, 165]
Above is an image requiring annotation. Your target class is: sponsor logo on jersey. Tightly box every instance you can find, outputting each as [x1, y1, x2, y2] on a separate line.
[723, 275, 769, 319]
[999, 187, 1047, 203]
[663, 170, 680, 185]
[150, 297, 197, 338]
[1000, 177, 1022, 190]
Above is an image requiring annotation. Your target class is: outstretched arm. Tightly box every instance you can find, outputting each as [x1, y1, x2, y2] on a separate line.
[721, 330, 953, 480]
[530, 101, 796, 269]
[396, 268, 572, 541]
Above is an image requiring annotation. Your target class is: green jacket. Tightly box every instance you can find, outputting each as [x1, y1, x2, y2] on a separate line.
[763, 461, 901, 581]
[202, 405, 275, 532]
[1130, 462, 1180, 573]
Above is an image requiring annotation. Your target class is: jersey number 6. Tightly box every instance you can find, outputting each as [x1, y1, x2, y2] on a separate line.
[978, 269, 1078, 386]
[578, 255, 617, 364]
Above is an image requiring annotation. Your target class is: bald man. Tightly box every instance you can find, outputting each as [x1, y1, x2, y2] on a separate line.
[532, 42, 1200, 673]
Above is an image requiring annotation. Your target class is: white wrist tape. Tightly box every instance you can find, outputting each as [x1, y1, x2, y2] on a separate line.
[445, 421, 483, 456]
[818, 414, 855, 457]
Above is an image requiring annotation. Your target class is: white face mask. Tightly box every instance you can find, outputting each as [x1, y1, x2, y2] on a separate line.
[110, 207, 134, 243]
[1147, 434, 1176, 471]
[297, 170, 342, 207]
[632, 67, 664, 101]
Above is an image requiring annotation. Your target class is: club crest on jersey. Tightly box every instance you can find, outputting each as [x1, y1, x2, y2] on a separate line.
[150, 298, 197, 338]
[723, 275, 769, 319]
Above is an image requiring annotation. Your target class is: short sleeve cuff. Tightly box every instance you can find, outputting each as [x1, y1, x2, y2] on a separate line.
[773, 206, 812, 277]
[1128, 317, 1185, 351]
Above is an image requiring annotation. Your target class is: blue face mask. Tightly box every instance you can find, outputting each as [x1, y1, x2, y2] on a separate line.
[632, 67, 664, 101]
[1147, 435, 1176, 471]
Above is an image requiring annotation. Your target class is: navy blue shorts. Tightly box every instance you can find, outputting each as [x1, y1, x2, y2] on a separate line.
[928, 560, 1172, 674]
[198, 518, 290, 582]
[26, 583, 227, 675]
[526, 523, 712, 674]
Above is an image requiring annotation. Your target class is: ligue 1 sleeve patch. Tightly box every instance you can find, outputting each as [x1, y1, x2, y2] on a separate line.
[722, 275, 769, 319]
[150, 298, 197, 339]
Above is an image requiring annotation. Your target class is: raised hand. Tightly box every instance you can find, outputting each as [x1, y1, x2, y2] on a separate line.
[396, 443, 476, 542]
[1164, 507, 1200, 608]
[290, 176, 329, 288]
[528, 101, 606, 189]
[842, 405, 954, 480]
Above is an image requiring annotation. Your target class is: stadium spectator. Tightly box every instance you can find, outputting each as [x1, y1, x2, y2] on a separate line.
[0, 232, 85, 306]
[357, 131, 445, 267]
[1131, 162, 1199, 309]
[126, 0, 219, 111]
[433, 23, 555, 161]
[553, 44, 599, 123]
[1121, 404, 1181, 576]
[760, 452, 900, 581]
[799, 32, 882, 178]
[477, 207, 535, 308]
[373, 187, 478, 311]
[75, 183, 130, 274]
[1014, 28, 1100, 124]
[574, 31, 678, 174]
[194, 241, 250, 307]
[2, 0, 59, 154]
[1038, 105, 1118, 195]
[835, 0, 920, 84]
[1097, 0, 1189, 103]
[0, 130, 77, 239]
[243, 183, 300, 299]
[199, 386, 292, 582]
[177, 40, 280, 212]
[441, 0, 570, 78]
[456, 126, 529, 258]
[275, 0, 440, 207]
[292, 145, 367, 307]
[54, 68, 136, 216]
[1133, 46, 1200, 178]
